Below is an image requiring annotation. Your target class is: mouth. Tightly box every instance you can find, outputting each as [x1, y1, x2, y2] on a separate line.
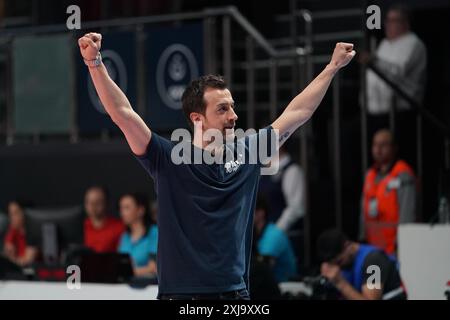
[223, 125, 235, 131]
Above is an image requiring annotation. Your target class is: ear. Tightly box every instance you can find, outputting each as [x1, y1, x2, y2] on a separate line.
[189, 112, 204, 125]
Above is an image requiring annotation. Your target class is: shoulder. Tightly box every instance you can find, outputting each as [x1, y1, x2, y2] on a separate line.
[4, 227, 17, 242]
[393, 160, 415, 177]
[377, 39, 389, 51]
[119, 232, 131, 246]
[135, 131, 174, 158]
[242, 126, 275, 145]
[107, 217, 125, 231]
[283, 163, 303, 177]
[146, 225, 158, 238]
[409, 33, 426, 47]
[364, 167, 377, 181]
[363, 250, 391, 267]
[83, 217, 92, 229]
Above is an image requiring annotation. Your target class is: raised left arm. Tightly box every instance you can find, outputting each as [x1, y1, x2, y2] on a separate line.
[271, 42, 356, 146]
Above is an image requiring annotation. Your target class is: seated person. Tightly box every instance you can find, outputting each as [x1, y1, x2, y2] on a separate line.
[83, 185, 124, 253]
[118, 192, 158, 277]
[253, 196, 297, 283]
[3, 200, 38, 267]
[317, 228, 407, 300]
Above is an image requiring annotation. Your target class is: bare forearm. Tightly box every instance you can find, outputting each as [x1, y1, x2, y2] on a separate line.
[286, 64, 338, 122]
[79, 32, 151, 156]
[335, 279, 367, 300]
[272, 43, 354, 145]
[88, 63, 133, 123]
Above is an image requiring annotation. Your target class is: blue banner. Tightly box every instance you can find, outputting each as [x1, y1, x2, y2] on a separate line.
[146, 23, 204, 131]
[77, 31, 137, 133]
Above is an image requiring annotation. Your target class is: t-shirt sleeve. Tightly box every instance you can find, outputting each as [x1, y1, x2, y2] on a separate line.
[244, 126, 278, 167]
[147, 225, 158, 255]
[361, 251, 392, 287]
[134, 132, 173, 177]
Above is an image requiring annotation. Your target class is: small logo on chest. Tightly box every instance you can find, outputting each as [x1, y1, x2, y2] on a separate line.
[224, 154, 243, 173]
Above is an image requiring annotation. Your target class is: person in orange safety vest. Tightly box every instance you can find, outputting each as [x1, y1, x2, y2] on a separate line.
[359, 129, 416, 255]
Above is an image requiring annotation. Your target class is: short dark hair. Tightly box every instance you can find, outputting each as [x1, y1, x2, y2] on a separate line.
[7, 198, 34, 211]
[316, 228, 348, 262]
[85, 185, 110, 201]
[181, 75, 227, 128]
[119, 192, 153, 233]
[388, 4, 412, 24]
[373, 128, 398, 147]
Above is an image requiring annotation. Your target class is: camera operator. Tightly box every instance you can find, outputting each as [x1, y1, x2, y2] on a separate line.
[316, 229, 407, 300]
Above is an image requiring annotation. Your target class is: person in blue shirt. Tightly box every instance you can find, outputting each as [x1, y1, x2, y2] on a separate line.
[78, 31, 355, 299]
[316, 229, 407, 300]
[118, 192, 158, 277]
[254, 196, 297, 283]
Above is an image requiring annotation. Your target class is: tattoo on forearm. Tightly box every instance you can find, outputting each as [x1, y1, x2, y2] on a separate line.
[279, 131, 290, 143]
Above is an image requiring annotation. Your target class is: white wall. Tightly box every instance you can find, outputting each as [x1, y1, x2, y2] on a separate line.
[398, 224, 450, 300]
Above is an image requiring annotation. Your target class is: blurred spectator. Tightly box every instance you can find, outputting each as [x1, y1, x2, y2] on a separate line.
[259, 146, 305, 233]
[84, 185, 124, 253]
[118, 193, 158, 277]
[361, 4, 427, 164]
[317, 228, 407, 300]
[359, 129, 416, 254]
[253, 196, 297, 283]
[3, 200, 38, 267]
[0, 211, 8, 252]
[364, 4, 427, 115]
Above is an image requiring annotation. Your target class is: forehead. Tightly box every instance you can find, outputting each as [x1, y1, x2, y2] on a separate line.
[120, 196, 134, 203]
[203, 88, 233, 105]
[373, 132, 392, 144]
[86, 188, 105, 198]
[386, 10, 404, 20]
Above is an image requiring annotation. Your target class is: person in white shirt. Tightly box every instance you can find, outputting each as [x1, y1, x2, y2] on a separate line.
[259, 146, 305, 233]
[365, 4, 427, 115]
[361, 4, 427, 169]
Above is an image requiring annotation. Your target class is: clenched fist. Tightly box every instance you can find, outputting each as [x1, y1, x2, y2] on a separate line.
[78, 32, 102, 61]
[329, 42, 356, 69]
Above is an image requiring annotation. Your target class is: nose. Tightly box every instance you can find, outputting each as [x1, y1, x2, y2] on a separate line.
[229, 108, 238, 122]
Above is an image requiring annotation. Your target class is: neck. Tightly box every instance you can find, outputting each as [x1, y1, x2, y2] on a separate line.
[91, 215, 106, 228]
[130, 222, 146, 239]
[193, 126, 226, 154]
[378, 160, 394, 174]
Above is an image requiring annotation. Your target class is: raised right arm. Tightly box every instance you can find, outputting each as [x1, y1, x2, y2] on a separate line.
[78, 32, 151, 156]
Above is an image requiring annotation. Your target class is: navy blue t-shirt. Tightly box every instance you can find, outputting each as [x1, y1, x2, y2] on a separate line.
[134, 127, 275, 296]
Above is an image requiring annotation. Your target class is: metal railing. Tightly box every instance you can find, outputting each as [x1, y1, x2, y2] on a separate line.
[1, 5, 311, 135]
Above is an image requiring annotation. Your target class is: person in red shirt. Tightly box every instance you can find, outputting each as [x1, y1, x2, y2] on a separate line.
[83, 186, 124, 253]
[3, 200, 38, 266]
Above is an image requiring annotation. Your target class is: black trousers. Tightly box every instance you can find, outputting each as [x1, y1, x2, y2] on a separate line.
[159, 288, 250, 300]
